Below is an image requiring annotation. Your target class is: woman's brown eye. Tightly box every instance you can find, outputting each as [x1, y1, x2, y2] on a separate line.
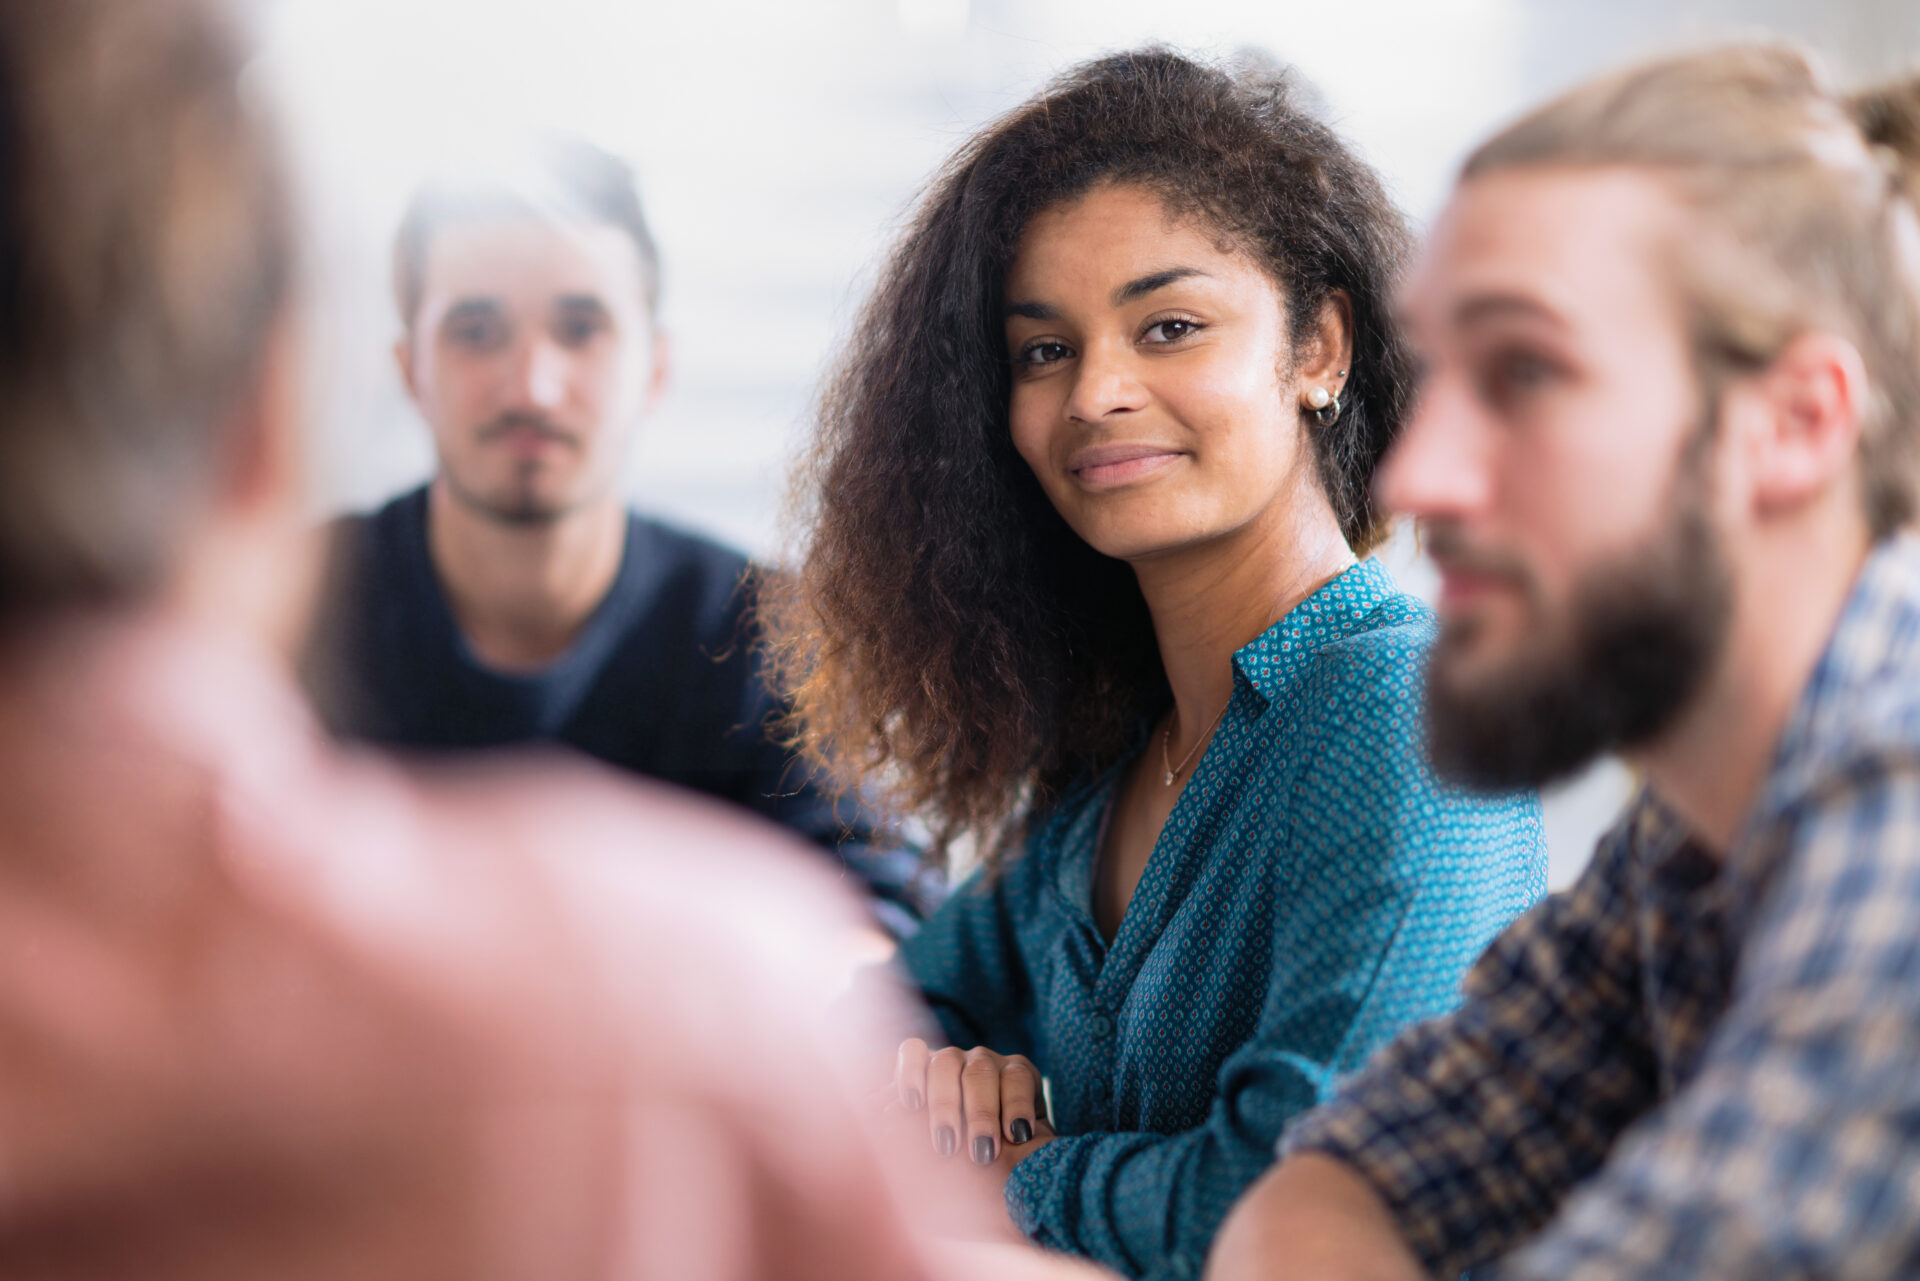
[1142, 319, 1197, 343]
[1020, 342, 1070, 366]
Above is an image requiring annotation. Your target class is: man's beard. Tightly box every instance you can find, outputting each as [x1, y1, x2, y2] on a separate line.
[446, 414, 586, 526]
[448, 466, 571, 526]
[1425, 430, 1735, 792]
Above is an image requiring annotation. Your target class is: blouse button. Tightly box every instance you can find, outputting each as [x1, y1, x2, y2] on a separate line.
[1088, 1013, 1114, 1039]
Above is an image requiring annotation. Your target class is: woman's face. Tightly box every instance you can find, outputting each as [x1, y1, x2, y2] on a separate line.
[1004, 182, 1331, 563]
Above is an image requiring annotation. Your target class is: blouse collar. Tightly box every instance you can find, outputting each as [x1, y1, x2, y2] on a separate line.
[1229, 558, 1417, 710]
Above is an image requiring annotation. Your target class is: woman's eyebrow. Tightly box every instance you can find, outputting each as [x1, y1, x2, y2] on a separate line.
[1113, 266, 1208, 305]
[1005, 266, 1212, 320]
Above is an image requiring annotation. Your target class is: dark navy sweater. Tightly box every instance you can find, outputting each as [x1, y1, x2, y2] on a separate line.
[301, 485, 934, 935]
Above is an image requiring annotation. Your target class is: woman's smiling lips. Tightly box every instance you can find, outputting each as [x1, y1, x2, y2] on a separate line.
[1065, 442, 1186, 490]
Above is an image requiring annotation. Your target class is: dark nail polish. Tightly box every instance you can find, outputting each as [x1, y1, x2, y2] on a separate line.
[1010, 1118, 1033, 1144]
[973, 1135, 996, 1165]
[905, 1089, 922, 1110]
[936, 1126, 956, 1157]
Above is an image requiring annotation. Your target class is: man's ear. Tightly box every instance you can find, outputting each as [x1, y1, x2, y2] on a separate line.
[645, 327, 672, 414]
[224, 314, 305, 517]
[394, 331, 420, 403]
[1742, 331, 1867, 519]
[182, 312, 321, 661]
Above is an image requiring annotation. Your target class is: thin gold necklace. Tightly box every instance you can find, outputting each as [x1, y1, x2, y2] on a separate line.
[1161, 700, 1230, 787]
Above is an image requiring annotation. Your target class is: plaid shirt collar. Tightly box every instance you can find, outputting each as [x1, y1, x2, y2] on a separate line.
[1703, 533, 1920, 939]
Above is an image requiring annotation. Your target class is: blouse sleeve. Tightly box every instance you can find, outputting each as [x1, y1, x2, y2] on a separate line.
[896, 849, 1046, 1056]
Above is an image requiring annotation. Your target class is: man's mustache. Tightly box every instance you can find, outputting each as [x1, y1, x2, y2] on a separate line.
[1422, 521, 1534, 591]
[477, 414, 580, 448]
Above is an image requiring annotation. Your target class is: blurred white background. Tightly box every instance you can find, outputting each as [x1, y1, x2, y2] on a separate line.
[254, 0, 1920, 886]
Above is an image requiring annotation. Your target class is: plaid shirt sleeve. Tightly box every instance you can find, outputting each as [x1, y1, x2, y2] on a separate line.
[1486, 757, 1920, 1280]
[1280, 803, 1665, 1278]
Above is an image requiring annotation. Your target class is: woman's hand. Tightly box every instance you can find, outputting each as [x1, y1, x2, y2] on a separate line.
[870, 1039, 1059, 1242]
[893, 1038, 1054, 1165]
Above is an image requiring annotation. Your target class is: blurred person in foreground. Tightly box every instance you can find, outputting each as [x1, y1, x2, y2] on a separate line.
[299, 137, 935, 939]
[766, 49, 1545, 1279]
[0, 0, 1089, 1277]
[1208, 45, 1920, 1281]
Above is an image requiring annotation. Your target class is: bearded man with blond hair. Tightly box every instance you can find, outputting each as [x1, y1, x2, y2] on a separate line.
[1211, 45, 1920, 1281]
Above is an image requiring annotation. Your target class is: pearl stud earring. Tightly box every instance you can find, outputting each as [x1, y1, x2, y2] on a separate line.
[1307, 386, 1332, 409]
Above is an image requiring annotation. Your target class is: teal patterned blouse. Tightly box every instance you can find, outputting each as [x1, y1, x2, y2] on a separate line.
[897, 559, 1546, 1280]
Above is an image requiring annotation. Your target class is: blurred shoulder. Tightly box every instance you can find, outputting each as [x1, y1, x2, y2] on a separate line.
[326, 485, 423, 547]
[625, 513, 766, 649]
[409, 749, 869, 943]
[310, 487, 425, 601]
[275, 746, 935, 1279]
[630, 511, 755, 586]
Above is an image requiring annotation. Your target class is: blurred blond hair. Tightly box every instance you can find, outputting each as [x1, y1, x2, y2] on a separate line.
[0, 0, 293, 620]
[1465, 44, 1920, 539]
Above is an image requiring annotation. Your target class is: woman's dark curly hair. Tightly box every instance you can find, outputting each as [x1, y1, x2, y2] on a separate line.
[763, 47, 1415, 866]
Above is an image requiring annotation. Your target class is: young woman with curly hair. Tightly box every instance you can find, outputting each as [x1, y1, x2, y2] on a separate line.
[764, 49, 1546, 1277]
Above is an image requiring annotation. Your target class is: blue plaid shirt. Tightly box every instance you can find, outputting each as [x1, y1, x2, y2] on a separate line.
[1284, 534, 1920, 1279]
